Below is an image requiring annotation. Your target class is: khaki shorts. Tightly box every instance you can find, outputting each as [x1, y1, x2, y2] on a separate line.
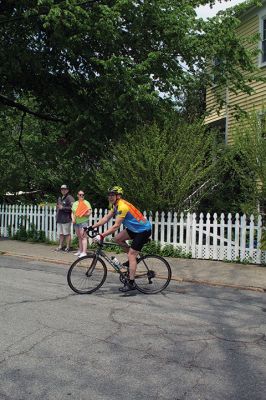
[57, 222, 72, 236]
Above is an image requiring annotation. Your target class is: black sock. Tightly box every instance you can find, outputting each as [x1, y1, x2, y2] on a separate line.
[129, 279, 135, 285]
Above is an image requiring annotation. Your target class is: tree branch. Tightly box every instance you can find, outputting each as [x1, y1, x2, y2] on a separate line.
[0, 94, 66, 123]
[18, 111, 31, 165]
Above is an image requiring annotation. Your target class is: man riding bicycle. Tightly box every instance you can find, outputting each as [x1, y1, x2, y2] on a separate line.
[89, 186, 152, 292]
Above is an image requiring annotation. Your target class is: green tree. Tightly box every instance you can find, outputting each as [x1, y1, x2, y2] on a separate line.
[0, 102, 97, 200]
[198, 110, 266, 215]
[0, 0, 262, 196]
[94, 121, 218, 212]
[198, 147, 258, 214]
[231, 111, 266, 213]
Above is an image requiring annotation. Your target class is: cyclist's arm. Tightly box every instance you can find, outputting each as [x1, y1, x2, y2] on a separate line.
[101, 216, 123, 239]
[92, 210, 114, 229]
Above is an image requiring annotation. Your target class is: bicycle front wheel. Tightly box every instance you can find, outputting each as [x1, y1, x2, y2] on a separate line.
[135, 255, 172, 294]
[67, 254, 107, 294]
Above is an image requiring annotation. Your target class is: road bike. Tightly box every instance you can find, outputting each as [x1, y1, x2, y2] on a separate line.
[67, 230, 172, 295]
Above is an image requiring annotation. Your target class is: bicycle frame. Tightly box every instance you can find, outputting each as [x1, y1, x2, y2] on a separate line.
[91, 243, 127, 277]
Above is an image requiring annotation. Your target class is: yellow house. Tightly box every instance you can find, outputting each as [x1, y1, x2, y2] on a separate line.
[205, 0, 266, 143]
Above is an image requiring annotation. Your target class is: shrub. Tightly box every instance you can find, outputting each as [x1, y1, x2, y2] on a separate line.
[11, 223, 46, 243]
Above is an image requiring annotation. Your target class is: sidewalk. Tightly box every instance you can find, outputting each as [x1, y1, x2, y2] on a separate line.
[0, 239, 265, 292]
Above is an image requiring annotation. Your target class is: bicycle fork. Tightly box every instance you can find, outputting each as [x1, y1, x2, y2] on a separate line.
[85, 255, 98, 277]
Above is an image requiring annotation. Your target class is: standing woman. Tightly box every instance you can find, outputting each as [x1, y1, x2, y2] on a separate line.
[72, 191, 92, 258]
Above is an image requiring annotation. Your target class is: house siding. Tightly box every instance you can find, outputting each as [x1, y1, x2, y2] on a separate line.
[205, 5, 266, 143]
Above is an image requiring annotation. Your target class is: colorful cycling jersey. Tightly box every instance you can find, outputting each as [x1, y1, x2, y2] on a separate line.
[111, 199, 151, 233]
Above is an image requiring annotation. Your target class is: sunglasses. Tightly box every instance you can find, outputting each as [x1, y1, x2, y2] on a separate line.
[78, 193, 84, 196]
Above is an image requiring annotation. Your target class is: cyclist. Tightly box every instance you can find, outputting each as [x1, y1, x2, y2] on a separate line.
[89, 186, 152, 292]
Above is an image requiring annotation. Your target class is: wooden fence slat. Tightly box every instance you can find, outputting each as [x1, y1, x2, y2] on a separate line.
[256, 215, 262, 264]
[249, 215, 255, 260]
[213, 213, 218, 260]
[227, 213, 232, 261]
[185, 213, 191, 254]
[240, 214, 247, 261]
[191, 213, 197, 258]
[220, 213, 225, 261]
[205, 213, 211, 259]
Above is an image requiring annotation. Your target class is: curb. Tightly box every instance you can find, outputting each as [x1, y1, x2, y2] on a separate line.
[1, 251, 266, 293]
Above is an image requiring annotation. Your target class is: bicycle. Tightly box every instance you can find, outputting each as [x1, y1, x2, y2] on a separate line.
[67, 229, 172, 295]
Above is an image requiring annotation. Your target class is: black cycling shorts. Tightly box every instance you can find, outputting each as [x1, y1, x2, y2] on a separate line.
[126, 228, 151, 252]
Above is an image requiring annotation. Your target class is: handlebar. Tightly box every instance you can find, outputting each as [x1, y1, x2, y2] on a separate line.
[83, 226, 99, 238]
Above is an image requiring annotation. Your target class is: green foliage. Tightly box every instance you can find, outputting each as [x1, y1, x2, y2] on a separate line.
[27, 224, 47, 242]
[199, 146, 258, 214]
[0, 0, 262, 200]
[12, 225, 28, 242]
[198, 109, 266, 214]
[141, 241, 191, 258]
[94, 121, 219, 212]
[11, 222, 47, 243]
[0, 105, 65, 198]
[232, 111, 266, 211]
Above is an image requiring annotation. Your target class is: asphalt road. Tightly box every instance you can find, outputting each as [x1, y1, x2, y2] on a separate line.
[0, 255, 265, 400]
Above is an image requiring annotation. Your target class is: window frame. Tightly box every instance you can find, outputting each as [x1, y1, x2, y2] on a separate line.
[257, 110, 266, 138]
[258, 11, 266, 67]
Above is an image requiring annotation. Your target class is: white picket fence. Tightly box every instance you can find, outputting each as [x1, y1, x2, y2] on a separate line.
[0, 204, 265, 264]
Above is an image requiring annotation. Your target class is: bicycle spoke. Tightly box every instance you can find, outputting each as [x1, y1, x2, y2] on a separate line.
[67, 255, 107, 294]
[135, 255, 172, 294]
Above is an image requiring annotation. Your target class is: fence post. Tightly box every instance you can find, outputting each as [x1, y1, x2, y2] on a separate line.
[167, 211, 172, 245]
[249, 215, 255, 262]
[161, 211, 165, 246]
[227, 213, 232, 261]
[191, 213, 197, 258]
[220, 213, 225, 261]
[205, 213, 210, 259]
[256, 215, 262, 264]
[7, 204, 11, 237]
[10, 204, 15, 236]
[185, 212, 191, 254]
[154, 212, 159, 242]
[213, 213, 218, 260]
[53, 205, 57, 241]
[48, 205, 53, 241]
[234, 213, 240, 260]
[240, 214, 247, 261]
[148, 211, 153, 240]
[173, 212, 177, 247]
[44, 205, 48, 239]
[179, 212, 184, 248]
[198, 213, 203, 258]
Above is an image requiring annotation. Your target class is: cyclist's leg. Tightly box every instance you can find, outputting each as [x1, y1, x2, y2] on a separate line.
[128, 247, 139, 280]
[113, 229, 131, 252]
[129, 230, 151, 278]
[119, 230, 151, 292]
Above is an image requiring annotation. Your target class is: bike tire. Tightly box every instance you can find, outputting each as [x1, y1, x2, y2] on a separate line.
[67, 254, 107, 294]
[134, 255, 172, 294]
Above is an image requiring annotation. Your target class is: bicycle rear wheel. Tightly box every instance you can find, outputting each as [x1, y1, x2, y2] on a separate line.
[135, 255, 172, 294]
[67, 254, 107, 294]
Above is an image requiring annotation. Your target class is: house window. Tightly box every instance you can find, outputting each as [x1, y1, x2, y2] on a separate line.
[207, 118, 226, 144]
[212, 58, 219, 84]
[262, 18, 266, 64]
[258, 111, 266, 138]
